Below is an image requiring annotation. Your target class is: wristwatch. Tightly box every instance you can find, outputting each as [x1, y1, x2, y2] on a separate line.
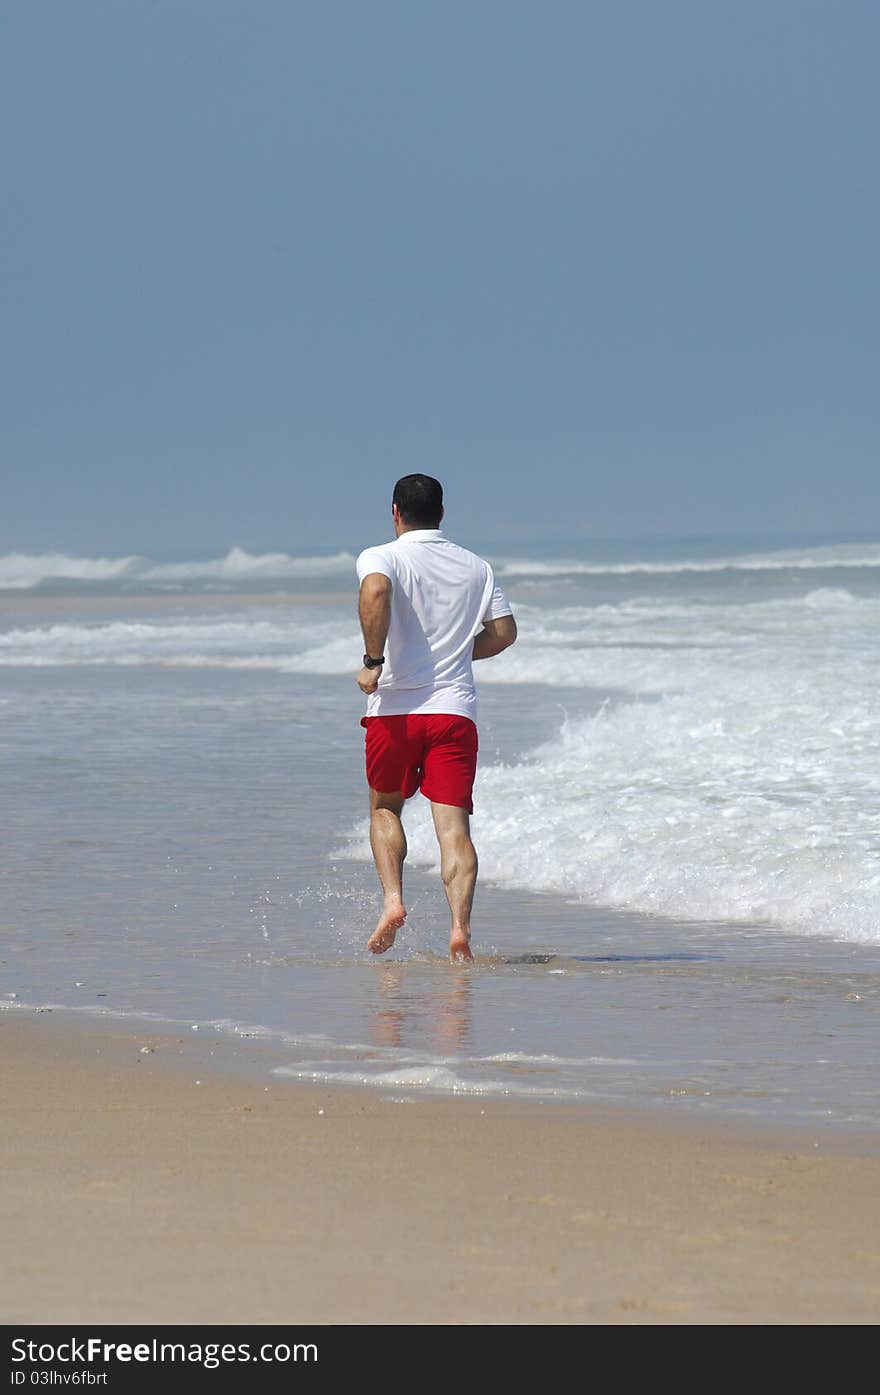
[362, 653, 385, 669]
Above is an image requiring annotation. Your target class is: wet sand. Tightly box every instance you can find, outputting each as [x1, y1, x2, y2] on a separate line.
[2, 1010, 879, 1325]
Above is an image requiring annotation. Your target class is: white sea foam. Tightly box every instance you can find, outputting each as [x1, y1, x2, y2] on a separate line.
[271, 1061, 581, 1097]
[493, 541, 880, 577]
[5, 540, 880, 592]
[343, 679, 880, 945]
[477, 590, 880, 693]
[478, 1052, 640, 1066]
[0, 551, 142, 589]
[143, 546, 355, 582]
[0, 616, 360, 668]
[0, 545, 355, 590]
[4, 588, 876, 681]
[340, 586, 880, 946]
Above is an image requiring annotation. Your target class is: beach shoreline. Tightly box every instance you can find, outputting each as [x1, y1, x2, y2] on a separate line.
[3, 1008, 879, 1325]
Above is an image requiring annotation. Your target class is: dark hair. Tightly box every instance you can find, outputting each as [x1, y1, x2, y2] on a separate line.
[392, 474, 444, 527]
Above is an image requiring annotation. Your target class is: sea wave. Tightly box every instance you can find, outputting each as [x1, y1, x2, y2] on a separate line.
[336, 582, 880, 945]
[0, 546, 356, 591]
[0, 551, 140, 589]
[2, 589, 877, 685]
[344, 665, 880, 946]
[5, 540, 880, 591]
[493, 541, 880, 577]
[0, 616, 359, 671]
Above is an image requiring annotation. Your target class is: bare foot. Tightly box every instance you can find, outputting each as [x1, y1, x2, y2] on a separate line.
[368, 899, 406, 954]
[449, 928, 473, 964]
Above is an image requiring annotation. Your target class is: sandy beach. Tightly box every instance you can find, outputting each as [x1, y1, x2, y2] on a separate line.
[2, 1010, 879, 1326]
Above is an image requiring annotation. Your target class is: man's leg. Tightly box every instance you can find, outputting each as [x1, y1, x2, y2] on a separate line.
[367, 789, 407, 954]
[430, 802, 477, 963]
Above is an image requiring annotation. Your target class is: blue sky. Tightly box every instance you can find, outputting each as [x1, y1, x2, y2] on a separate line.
[3, 1, 878, 553]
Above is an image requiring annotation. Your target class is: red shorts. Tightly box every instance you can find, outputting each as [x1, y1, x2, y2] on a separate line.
[362, 713, 479, 813]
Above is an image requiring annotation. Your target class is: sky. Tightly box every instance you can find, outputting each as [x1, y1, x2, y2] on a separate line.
[2, 0, 878, 554]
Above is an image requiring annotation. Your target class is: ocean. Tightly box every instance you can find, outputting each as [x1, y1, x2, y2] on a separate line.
[3, 537, 880, 1131]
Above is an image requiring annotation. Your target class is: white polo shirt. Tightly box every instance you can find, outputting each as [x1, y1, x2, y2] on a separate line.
[356, 529, 513, 721]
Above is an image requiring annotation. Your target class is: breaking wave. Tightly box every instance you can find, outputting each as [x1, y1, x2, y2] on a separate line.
[0, 546, 355, 591]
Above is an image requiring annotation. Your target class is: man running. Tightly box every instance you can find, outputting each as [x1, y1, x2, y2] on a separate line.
[356, 474, 517, 962]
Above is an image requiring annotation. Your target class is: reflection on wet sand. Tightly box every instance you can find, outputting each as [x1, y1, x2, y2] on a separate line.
[369, 963, 472, 1054]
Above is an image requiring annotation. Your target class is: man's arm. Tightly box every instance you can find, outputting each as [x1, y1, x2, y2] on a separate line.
[473, 614, 517, 661]
[357, 573, 392, 694]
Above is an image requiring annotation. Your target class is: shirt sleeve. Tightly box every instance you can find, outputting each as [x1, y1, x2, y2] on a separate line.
[483, 570, 513, 621]
[356, 546, 395, 584]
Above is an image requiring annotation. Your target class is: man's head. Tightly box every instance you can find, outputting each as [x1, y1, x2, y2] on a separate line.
[392, 474, 444, 533]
